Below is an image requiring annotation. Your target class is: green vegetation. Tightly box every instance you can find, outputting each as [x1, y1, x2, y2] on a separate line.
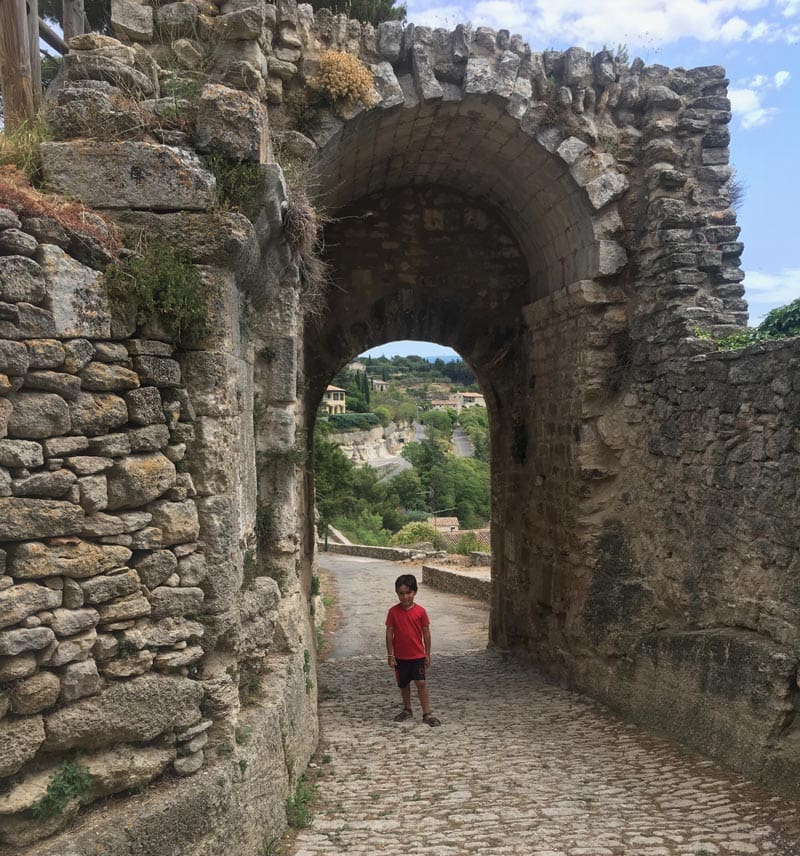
[459, 407, 490, 463]
[389, 522, 445, 549]
[695, 297, 800, 350]
[308, 0, 407, 25]
[286, 776, 316, 828]
[0, 113, 49, 182]
[104, 240, 210, 345]
[31, 758, 94, 820]
[327, 412, 381, 431]
[203, 153, 264, 221]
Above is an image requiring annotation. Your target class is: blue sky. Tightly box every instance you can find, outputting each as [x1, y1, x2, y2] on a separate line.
[363, 0, 798, 359]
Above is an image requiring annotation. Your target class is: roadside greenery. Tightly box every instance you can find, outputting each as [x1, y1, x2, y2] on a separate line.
[307, 0, 406, 25]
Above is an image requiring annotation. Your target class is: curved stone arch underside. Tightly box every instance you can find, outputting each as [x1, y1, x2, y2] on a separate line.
[311, 91, 630, 299]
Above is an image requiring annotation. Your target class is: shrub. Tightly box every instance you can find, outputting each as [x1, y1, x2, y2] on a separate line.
[104, 240, 210, 345]
[203, 152, 264, 221]
[286, 776, 316, 828]
[315, 51, 378, 109]
[0, 113, 49, 182]
[327, 412, 381, 431]
[451, 532, 482, 555]
[308, 0, 406, 25]
[389, 522, 445, 550]
[31, 758, 94, 819]
[372, 405, 392, 427]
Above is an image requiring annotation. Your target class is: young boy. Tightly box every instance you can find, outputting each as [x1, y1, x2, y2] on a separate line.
[385, 573, 441, 726]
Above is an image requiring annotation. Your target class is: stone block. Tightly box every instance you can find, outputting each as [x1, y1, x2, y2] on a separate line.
[87, 433, 132, 457]
[195, 83, 269, 164]
[10, 670, 61, 714]
[40, 627, 97, 666]
[110, 0, 153, 41]
[0, 340, 30, 376]
[0, 626, 55, 656]
[48, 606, 99, 637]
[63, 338, 95, 373]
[43, 672, 203, 750]
[147, 499, 200, 546]
[80, 569, 140, 604]
[7, 540, 131, 579]
[106, 452, 176, 510]
[100, 649, 154, 677]
[149, 585, 204, 619]
[128, 424, 171, 452]
[80, 362, 140, 392]
[0, 715, 45, 776]
[0, 256, 46, 304]
[6, 392, 71, 439]
[61, 658, 101, 702]
[11, 469, 76, 499]
[178, 552, 207, 586]
[0, 582, 62, 629]
[0, 498, 84, 541]
[69, 392, 129, 436]
[126, 386, 166, 425]
[22, 370, 82, 399]
[96, 592, 152, 623]
[133, 549, 178, 589]
[36, 245, 112, 338]
[133, 356, 181, 388]
[78, 474, 108, 513]
[39, 142, 216, 211]
[124, 617, 204, 652]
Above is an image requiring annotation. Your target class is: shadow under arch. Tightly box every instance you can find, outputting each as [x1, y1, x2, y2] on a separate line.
[301, 90, 629, 651]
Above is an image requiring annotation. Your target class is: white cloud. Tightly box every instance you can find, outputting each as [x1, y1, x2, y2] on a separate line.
[774, 69, 791, 85]
[744, 268, 800, 321]
[407, 0, 800, 48]
[730, 87, 778, 126]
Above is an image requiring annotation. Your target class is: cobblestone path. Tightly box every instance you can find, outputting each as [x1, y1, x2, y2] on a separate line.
[287, 556, 800, 856]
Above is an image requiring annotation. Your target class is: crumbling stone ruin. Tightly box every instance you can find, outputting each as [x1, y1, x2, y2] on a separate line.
[0, 1, 798, 852]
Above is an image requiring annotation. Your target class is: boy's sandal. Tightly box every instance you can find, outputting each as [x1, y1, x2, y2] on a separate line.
[393, 708, 413, 722]
[422, 714, 441, 727]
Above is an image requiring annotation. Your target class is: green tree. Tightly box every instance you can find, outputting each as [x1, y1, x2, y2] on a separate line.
[308, 0, 406, 25]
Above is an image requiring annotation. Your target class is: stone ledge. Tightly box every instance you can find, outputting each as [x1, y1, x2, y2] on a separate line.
[422, 564, 491, 603]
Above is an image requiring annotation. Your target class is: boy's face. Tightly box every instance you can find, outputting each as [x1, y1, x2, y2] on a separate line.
[396, 585, 416, 610]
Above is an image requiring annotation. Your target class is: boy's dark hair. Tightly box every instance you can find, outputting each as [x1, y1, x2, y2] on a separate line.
[395, 574, 418, 592]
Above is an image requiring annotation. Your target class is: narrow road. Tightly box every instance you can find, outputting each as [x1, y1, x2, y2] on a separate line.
[288, 554, 800, 856]
[452, 426, 474, 457]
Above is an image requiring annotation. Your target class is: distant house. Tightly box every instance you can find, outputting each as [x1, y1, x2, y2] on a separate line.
[322, 385, 346, 414]
[430, 398, 458, 410]
[455, 391, 485, 410]
[349, 360, 366, 372]
[371, 378, 390, 392]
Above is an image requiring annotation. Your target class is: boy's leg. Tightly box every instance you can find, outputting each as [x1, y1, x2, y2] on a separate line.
[414, 680, 441, 726]
[400, 683, 412, 710]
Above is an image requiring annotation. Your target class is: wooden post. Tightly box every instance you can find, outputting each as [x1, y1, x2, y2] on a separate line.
[27, 0, 41, 109]
[62, 0, 84, 41]
[0, 0, 36, 131]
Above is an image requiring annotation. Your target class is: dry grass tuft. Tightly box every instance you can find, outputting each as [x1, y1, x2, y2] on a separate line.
[283, 187, 331, 320]
[0, 165, 122, 258]
[314, 51, 378, 109]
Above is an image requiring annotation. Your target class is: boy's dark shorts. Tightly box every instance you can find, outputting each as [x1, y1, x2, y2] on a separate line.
[394, 658, 426, 688]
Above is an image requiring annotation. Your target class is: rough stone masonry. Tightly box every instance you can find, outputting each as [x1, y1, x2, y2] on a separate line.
[0, 0, 798, 852]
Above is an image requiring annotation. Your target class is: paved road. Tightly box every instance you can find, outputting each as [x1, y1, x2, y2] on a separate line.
[452, 426, 475, 457]
[287, 554, 800, 856]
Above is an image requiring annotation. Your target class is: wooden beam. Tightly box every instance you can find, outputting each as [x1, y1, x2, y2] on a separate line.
[62, 0, 84, 41]
[0, 0, 36, 131]
[27, 0, 41, 109]
[38, 16, 69, 54]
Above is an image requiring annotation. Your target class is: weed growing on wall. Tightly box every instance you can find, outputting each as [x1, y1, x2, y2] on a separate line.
[31, 758, 94, 819]
[285, 90, 324, 136]
[203, 152, 264, 221]
[694, 296, 800, 350]
[315, 51, 378, 109]
[286, 776, 316, 828]
[104, 239, 210, 345]
[0, 165, 121, 258]
[0, 113, 50, 182]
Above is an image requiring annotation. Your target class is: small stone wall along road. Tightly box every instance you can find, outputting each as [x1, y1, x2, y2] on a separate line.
[288, 554, 800, 856]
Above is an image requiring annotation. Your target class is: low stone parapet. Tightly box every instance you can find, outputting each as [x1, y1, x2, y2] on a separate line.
[422, 564, 491, 603]
[318, 542, 442, 561]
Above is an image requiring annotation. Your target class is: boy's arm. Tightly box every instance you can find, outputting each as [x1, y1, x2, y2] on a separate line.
[386, 625, 396, 667]
[423, 626, 431, 666]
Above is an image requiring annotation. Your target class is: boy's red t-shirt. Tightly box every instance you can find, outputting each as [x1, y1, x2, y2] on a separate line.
[386, 602, 429, 660]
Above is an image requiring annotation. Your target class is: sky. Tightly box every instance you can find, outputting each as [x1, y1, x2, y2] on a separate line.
[362, 0, 798, 359]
